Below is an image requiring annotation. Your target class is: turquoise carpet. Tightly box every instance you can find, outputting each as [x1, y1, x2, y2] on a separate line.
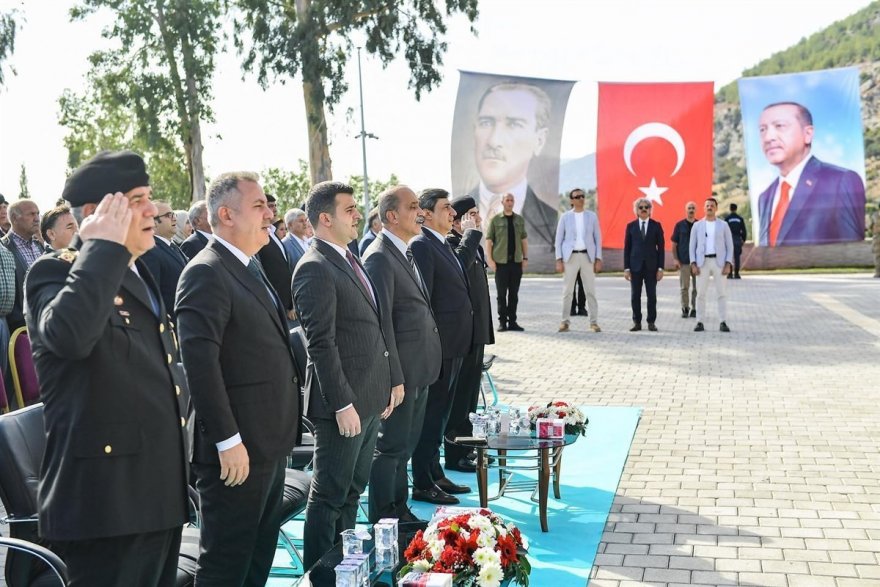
[269, 406, 641, 586]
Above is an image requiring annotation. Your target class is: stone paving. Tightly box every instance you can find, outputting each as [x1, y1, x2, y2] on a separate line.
[2, 272, 878, 586]
[484, 273, 880, 587]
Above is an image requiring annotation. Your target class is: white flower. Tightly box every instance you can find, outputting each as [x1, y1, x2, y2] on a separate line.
[477, 562, 503, 587]
[469, 515, 493, 532]
[413, 559, 432, 572]
[473, 546, 501, 568]
[497, 525, 508, 537]
[476, 531, 496, 548]
[427, 538, 444, 560]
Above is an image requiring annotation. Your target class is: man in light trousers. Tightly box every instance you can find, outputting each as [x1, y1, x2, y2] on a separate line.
[689, 197, 734, 332]
[554, 188, 602, 333]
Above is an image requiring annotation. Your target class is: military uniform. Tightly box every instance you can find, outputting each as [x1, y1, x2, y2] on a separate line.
[26, 237, 189, 584]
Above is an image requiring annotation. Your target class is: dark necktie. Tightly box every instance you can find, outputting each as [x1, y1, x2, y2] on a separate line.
[406, 248, 428, 297]
[247, 258, 282, 313]
[345, 250, 376, 308]
[444, 241, 465, 277]
[640, 221, 646, 239]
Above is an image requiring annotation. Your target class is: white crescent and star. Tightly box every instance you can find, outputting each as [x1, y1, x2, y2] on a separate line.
[622, 122, 687, 206]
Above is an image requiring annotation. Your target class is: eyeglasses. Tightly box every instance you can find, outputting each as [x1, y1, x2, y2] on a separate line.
[156, 212, 175, 221]
[638, 206, 651, 211]
[570, 195, 585, 200]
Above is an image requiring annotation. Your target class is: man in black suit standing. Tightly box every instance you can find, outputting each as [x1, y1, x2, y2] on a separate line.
[179, 199, 212, 258]
[176, 172, 301, 586]
[141, 200, 188, 318]
[409, 188, 477, 505]
[623, 198, 665, 332]
[363, 185, 442, 523]
[26, 151, 189, 585]
[257, 194, 295, 323]
[445, 196, 494, 472]
[292, 181, 402, 568]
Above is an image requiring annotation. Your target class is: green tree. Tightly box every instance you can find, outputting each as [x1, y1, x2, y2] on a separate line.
[0, 9, 19, 87]
[232, 0, 479, 184]
[348, 172, 400, 210]
[71, 0, 222, 202]
[262, 161, 313, 213]
[17, 163, 29, 199]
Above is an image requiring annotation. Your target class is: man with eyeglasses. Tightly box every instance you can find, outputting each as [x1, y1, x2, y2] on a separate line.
[554, 188, 602, 333]
[142, 201, 188, 318]
[670, 201, 698, 318]
[623, 198, 664, 332]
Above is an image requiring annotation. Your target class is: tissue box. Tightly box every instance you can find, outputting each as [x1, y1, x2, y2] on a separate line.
[399, 572, 454, 586]
[537, 417, 564, 439]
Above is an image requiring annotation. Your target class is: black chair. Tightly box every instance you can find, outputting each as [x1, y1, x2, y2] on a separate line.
[288, 326, 315, 471]
[0, 404, 198, 587]
[0, 538, 67, 587]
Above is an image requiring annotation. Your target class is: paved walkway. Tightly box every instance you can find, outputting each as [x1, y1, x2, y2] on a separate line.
[485, 273, 880, 587]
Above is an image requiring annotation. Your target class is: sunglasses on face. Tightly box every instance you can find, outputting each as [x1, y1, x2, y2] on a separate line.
[570, 195, 585, 200]
[638, 206, 651, 211]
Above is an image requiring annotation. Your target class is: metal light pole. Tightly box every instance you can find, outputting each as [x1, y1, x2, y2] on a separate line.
[356, 47, 370, 220]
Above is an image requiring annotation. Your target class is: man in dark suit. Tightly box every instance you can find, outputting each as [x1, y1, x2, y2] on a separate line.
[358, 208, 381, 255]
[141, 200, 188, 318]
[624, 198, 665, 332]
[756, 101, 865, 246]
[409, 188, 476, 505]
[363, 185, 442, 523]
[179, 199, 212, 258]
[444, 196, 493, 472]
[176, 172, 301, 586]
[282, 207, 310, 269]
[2, 199, 43, 331]
[26, 151, 189, 585]
[292, 181, 402, 568]
[723, 202, 747, 279]
[257, 195, 295, 323]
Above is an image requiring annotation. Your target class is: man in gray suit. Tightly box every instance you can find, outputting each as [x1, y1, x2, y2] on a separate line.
[689, 197, 734, 333]
[292, 181, 403, 568]
[363, 185, 442, 523]
[282, 207, 310, 269]
[554, 188, 602, 333]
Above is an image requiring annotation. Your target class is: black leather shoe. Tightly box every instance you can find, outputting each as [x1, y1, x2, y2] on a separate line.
[681, 307, 689, 318]
[689, 309, 697, 318]
[446, 457, 477, 472]
[497, 322, 507, 332]
[398, 508, 426, 523]
[412, 486, 459, 505]
[629, 322, 642, 332]
[569, 308, 577, 316]
[507, 322, 524, 331]
[435, 477, 471, 495]
[577, 308, 589, 316]
[647, 323, 658, 332]
[694, 322, 705, 332]
[720, 322, 731, 332]
[734, 274, 742, 279]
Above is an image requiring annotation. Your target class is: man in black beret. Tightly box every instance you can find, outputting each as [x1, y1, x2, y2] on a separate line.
[25, 150, 189, 585]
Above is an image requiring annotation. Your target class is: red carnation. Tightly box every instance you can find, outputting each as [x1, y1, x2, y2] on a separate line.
[497, 533, 519, 567]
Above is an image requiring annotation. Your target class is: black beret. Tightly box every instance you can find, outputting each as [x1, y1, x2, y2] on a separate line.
[0, 193, 6, 205]
[266, 193, 276, 203]
[451, 196, 477, 218]
[62, 151, 150, 207]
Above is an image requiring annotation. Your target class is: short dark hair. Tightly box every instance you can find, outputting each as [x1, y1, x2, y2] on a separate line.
[306, 181, 354, 227]
[729, 203, 738, 212]
[763, 101, 813, 126]
[40, 204, 73, 243]
[705, 197, 718, 206]
[418, 188, 449, 212]
[568, 187, 585, 198]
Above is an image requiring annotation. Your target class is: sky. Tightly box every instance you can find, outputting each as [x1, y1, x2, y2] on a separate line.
[0, 0, 875, 212]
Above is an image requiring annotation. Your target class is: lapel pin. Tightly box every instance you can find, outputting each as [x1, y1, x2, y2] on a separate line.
[805, 179, 813, 187]
[118, 310, 131, 317]
[114, 296, 124, 306]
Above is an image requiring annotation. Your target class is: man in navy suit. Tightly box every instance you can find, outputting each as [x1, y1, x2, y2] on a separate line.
[623, 198, 664, 332]
[756, 101, 865, 246]
[142, 201, 188, 317]
[281, 208, 310, 269]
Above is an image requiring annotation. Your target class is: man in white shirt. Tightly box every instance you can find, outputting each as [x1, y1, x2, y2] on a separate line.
[688, 197, 734, 332]
[554, 188, 602, 333]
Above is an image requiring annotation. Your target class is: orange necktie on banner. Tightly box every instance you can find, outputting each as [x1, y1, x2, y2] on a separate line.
[769, 181, 791, 246]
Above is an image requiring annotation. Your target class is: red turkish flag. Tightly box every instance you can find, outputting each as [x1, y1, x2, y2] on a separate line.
[596, 82, 714, 249]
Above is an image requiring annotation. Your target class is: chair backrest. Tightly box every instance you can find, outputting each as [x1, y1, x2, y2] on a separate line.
[8, 328, 40, 409]
[289, 325, 308, 410]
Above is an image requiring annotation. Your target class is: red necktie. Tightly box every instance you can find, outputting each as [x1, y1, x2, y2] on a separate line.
[769, 181, 791, 246]
[346, 250, 376, 308]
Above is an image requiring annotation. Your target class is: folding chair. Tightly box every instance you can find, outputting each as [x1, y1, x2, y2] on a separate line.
[8, 328, 40, 410]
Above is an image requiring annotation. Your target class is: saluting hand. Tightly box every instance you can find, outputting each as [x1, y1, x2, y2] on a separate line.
[78, 193, 132, 245]
[218, 442, 250, 487]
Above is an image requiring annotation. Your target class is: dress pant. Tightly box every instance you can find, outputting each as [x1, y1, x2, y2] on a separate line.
[494, 262, 522, 324]
[570, 271, 586, 314]
[678, 267, 697, 310]
[52, 526, 182, 587]
[732, 243, 743, 276]
[192, 458, 286, 587]
[695, 261, 728, 323]
[368, 385, 429, 522]
[630, 269, 658, 324]
[444, 344, 485, 464]
[303, 415, 381, 569]
[411, 356, 463, 490]
[561, 254, 598, 325]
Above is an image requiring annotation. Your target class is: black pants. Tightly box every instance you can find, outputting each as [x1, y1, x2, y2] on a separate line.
[411, 356, 463, 490]
[444, 344, 485, 464]
[368, 385, 429, 522]
[494, 262, 523, 324]
[192, 458, 286, 587]
[303, 415, 380, 569]
[53, 527, 182, 587]
[570, 271, 586, 313]
[630, 269, 658, 324]
[732, 243, 743, 276]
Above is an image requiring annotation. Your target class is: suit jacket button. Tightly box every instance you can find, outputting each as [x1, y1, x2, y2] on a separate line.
[433, 327, 438, 333]
[383, 351, 389, 357]
[292, 376, 298, 384]
[180, 417, 186, 427]
[175, 385, 181, 396]
[159, 323, 165, 333]
[167, 353, 173, 364]
[104, 445, 112, 454]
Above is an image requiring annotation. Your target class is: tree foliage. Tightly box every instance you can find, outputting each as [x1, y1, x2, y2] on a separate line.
[69, 0, 222, 202]
[0, 9, 19, 87]
[18, 164, 29, 199]
[232, 0, 479, 183]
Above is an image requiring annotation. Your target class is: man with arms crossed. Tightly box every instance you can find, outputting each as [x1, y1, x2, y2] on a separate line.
[363, 185, 442, 523]
[292, 181, 402, 567]
[176, 172, 301, 585]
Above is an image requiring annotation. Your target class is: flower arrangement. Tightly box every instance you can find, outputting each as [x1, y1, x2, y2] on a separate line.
[399, 509, 530, 587]
[528, 401, 588, 436]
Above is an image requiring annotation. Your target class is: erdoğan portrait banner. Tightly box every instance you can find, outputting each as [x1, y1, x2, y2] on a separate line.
[596, 82, 715, 249]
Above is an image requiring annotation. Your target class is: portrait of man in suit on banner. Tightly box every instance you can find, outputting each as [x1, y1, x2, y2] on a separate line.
[451, 72, 575, 270]
[739, 67, 867, 247]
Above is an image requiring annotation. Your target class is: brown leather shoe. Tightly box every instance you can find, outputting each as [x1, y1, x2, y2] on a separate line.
[558, 322, 569, 332]
[435, 477, 471, 495]
[590, 323, 601, 333]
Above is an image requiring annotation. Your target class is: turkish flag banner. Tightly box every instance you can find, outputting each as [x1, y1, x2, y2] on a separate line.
[596, 82, 714, 249]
